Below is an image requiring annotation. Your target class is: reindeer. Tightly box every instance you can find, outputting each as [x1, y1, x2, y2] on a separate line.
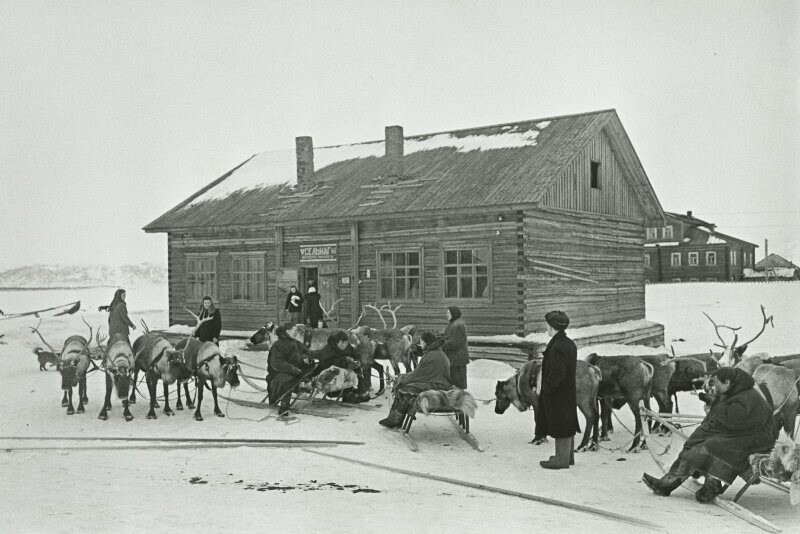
[495, 359, 602, 452]
[98, 333, 136, 421]
[356, 303, 416, 377]
[30, 319, 100, 415]
[131, 329, 193, 419]
[175, 307, 240, 421]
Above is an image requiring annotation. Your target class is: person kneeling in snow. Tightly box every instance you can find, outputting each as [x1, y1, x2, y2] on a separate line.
[266, 326, 315, 416]
[642, 367, 776, 502]
[379, 332, 451, 428]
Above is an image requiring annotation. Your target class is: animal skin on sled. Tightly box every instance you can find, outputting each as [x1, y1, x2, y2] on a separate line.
[314, 366, 359, 394]
[415, 389, 477, 418]
[751, 432, 800, 505]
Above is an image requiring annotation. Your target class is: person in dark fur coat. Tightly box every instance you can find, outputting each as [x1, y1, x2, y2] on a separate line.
[643, 366, 775, 502]
[266, 326, 314, 416]
[107, 288, 136, 344]
[538, 310, 579, 470]
[304, 287, 324, 328]
[442, 305, 469, 389]
[195, 296, 221, 344]
[379, 332, 452, 428]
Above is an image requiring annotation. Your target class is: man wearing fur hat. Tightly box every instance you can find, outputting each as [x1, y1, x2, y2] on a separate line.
[538, 310, 580, 469]
[643, 367, 775, 502]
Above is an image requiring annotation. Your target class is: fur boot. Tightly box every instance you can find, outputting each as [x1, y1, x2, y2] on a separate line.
[695, 477, 723, 503]
[540, 437, 571, 469]
[379, 409, 404, 429]
[642, 472, 685, 496]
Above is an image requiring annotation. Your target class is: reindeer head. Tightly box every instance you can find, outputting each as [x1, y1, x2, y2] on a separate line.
[250, 322, 276, 347]
[221, 355, 240, 388]
[705, 305, 774, 367]
[60, 360, 79, 390]
[494, 379, 514, 414]
[111, 361, 133, 400]
[166, 348, 193, 382]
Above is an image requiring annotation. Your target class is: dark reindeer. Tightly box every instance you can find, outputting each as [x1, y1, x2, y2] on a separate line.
[98, 333, 135, 421]
[495, 359, 602, 452]
[586, 353, 654, 452]
[176, 306, 240, 421]
[132, 332, 193, 419]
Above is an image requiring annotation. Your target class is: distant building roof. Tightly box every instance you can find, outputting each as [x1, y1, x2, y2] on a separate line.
[144, 109, 664, 232]
[664, 211, 716, 230]
[755, 253, 799, 271]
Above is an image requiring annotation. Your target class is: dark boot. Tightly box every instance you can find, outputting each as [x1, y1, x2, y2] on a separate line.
[642, 472, 685, 496]
[540, 438, 571, 469]
[379, 410, 404, 429]
[695, 477, 723, 503]
[569, 436, 575, 466]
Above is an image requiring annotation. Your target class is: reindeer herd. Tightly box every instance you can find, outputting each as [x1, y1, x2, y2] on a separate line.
[496, 305, 800, 455]
[32, 307, 240, 422]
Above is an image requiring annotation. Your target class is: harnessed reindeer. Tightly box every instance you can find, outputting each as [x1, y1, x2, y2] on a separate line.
[704, 305, 799, 437]
[354, 303, 416, 388]
[131, 326, 194, 419]
[175, 307, 240, 421]
[98, 333, 136, 421]
[30, 318, 101, 415]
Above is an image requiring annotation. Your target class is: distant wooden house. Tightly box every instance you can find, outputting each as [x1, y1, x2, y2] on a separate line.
[745, 253, 799, 280]
[145, 109, 665, 336]
[643, 211, 758, 282]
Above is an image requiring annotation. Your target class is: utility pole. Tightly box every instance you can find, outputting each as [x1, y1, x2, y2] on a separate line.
[764, 239, 769, 282]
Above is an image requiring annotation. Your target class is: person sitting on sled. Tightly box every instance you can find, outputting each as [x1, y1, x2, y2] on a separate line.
[642, 367, 776, 502]
[266, 326, 315, 416]
[310, 330, 368, 403]
[378, 332, 451, 428]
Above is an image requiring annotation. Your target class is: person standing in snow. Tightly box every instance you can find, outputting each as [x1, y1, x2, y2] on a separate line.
[284, 285, 304, 324]
[442, 306, 469, 389]
[304, 285, 324, 328]
[107, 288, 136, 344]
[195, 296, 221, 345]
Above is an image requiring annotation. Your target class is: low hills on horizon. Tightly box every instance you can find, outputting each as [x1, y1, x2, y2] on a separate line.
[0, 263, 167, 289]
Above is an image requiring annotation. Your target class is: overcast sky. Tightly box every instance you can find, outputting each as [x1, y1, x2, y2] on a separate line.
[1, 1, 797, 271]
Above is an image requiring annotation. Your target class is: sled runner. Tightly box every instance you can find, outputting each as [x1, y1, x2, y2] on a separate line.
[217, 393, 346, 419]
[398, 410, 483, 452]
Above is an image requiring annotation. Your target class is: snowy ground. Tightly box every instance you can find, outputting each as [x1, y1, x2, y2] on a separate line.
[0, 282, 798, 533]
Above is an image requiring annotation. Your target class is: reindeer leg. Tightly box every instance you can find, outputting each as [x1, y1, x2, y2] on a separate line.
[163, 382, 174, 416]
[212, 385, 224, 417]
[146, 373, 158, 419]
[98, 374, 112, 420]
[627, 400, 645, 453]
[175, 381, 184, 410]
[76, 380, 86, 414]
[123, 398, 134, 422]
[599, 397, 611, 442]
[61, 390, 69, 407]
[80, 377, 88, 404]
[129, 370, 137, 405]
[66, 387, 75, 415]
[185, 382, 195, 410]
[194, 380, 204, 421]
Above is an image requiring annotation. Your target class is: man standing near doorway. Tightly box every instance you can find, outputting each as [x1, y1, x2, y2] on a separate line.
[285, 285, 304, 324]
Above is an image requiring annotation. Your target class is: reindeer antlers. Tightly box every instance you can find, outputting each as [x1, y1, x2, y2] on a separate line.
[183, 305, 214, 335]
[80, 316, 94, 346]
[739, 305, 774, 350]
[364, 302, 403, 329]
[30, 319, 57, 354]
[365, 304, 387, 329]
[702, 311, 742, 350]
[320, 298, 343, 321]
[350, 305, 367, 330]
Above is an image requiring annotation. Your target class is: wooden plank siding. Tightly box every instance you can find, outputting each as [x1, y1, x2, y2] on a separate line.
[523, 208, 646, 331]
[540, 129, 645, 220]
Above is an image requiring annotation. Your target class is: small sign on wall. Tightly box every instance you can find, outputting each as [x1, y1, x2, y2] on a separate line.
[300, 244, 337, 262]
[341, 276, 350, 285]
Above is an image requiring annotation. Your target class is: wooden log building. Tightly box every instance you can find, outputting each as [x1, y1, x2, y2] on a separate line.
[144, 109, 665, 337]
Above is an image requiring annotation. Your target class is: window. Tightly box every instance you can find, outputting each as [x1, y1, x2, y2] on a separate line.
[689, 278, 699, 282]
[671, 252, 681, 267]
[706, 251, 717, 266]
[186, 256, 217, 301]
[644, 254, 650, 267]
[590, 161, 601, 189]
[646, 227, 657, 240]
[688, 252, 698, 266]
[730, 250, 737, 266]
[444, 247, 490, 299]
[232, 254, 265, 302]
[663, 226, 673, 239]
[379, 250, 421, 300]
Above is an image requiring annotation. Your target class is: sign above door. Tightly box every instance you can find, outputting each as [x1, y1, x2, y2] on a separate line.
[300, 244, 337, 263]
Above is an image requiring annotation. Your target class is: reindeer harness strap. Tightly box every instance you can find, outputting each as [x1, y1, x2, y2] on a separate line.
[516, 361, 538, 409]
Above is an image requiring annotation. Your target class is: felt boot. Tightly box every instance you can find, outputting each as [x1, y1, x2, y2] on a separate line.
[642, 472, 686, 496]
[695, 477, 724, 503]
[540, 438, 571, 469]
[378, 409, 404, 429]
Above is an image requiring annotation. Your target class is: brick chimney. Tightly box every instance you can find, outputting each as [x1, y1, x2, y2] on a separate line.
[385, 125, 404, 183]
[687, 210, 693, 218]
[295, 136, 314, 190]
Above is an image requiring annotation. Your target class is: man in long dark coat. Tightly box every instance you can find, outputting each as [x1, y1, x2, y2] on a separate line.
[538, 310, 579, 470]
[643, 366, 775, 502]
[266, 326, 314, 416]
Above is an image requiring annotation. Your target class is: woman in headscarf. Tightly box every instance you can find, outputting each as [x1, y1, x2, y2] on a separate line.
[442, 306, 469, 389]
[538, 310, 579, 470]
[304, 286, 324, 329]
[107, 288, 136, 344]
[643, 367, 776, 502]
[195, 296, 222, 344]
[379, 332, 451, 428]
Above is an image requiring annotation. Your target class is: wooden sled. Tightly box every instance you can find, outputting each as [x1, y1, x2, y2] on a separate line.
[639, 402, 782, 533]
[399, 409, 483, 453]
[733, 454, 792, 504]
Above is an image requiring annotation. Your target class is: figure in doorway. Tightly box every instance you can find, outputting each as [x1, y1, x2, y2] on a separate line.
[285, 285, 304, 324]
[304, 285, 325, 328]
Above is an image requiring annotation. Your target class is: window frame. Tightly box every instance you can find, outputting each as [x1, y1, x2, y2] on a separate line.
[230, 252, 267, 305]
[185, 252, 218, 303]
[643, 253, 651, 267]
[376, 247, 424, 302]
[706, 251, 717, 266]
[645, 227, 657, 240]
[663, 225, 673, 239]
[688, 252, 699, 266]
[670, 252, 681, 267]
[730, 250, 737, 266]
[441, 244, 492, 302]
[590, 160, 601, 189]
